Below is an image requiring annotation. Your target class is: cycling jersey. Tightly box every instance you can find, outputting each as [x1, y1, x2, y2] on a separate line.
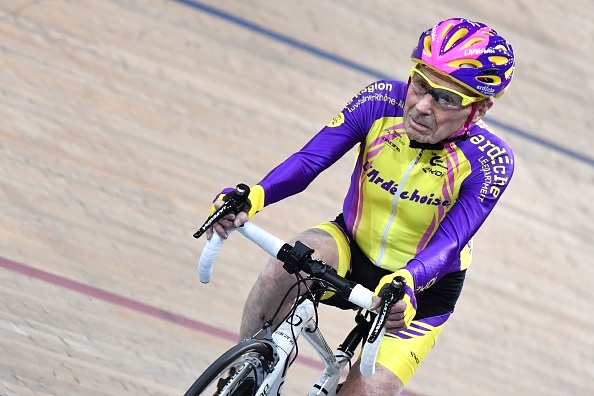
[251, 79, 514, 292]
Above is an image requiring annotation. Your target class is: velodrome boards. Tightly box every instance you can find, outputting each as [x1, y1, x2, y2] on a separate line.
[1, 1, 592, 395]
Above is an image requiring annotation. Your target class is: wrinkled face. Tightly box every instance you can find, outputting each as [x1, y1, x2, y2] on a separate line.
[403, 66, 480, 144]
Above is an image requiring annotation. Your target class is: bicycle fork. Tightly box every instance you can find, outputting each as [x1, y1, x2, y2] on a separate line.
[255, 299, 320, 396]
[253, 302, 372, 396]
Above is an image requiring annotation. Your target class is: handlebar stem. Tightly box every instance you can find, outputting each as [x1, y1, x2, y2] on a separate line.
[278, 241, 314, 274]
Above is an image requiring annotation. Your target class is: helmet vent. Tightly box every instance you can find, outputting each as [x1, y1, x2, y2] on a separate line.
[461, 37, 485, 49]
[423, 35, 432, 56]
[488, 56, 509, 65]
[444, 28, 469, 51]
[448, 59, 482, 68]
[476, 75, 502, 85]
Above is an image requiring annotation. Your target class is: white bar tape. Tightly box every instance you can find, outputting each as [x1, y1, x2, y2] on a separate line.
[359, 321, 385, 377]
[198, 232, 225, 283]
[237, 222, 286, 258]
[348, 284, 374, 310]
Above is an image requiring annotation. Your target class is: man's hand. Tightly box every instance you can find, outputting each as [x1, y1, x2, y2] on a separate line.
[384, 299, 409, 333]
[204, 185, 264, 240]
[370, 291, 415, 333]
[386, 286, 417, 333]
[373, 269, 417, 333]
[205, 200, 249, 240]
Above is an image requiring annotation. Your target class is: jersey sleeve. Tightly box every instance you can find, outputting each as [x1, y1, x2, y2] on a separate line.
[404, 128, 516, 292]
[255, 80, 401, 207]
[256, 122, 361, 206]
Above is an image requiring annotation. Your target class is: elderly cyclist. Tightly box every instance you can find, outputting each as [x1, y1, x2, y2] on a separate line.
[206, 18, 516, 395]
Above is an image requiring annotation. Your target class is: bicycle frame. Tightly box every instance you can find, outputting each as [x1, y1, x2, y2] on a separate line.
[249, 297, 349, 396]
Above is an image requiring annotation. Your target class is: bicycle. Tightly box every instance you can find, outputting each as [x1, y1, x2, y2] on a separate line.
[184, 184, 406, 396]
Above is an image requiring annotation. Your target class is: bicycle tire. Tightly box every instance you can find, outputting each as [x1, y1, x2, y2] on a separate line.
[184, 339, 275, 396]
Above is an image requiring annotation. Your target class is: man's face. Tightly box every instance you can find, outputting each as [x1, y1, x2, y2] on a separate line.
[403, 66, 478, 144]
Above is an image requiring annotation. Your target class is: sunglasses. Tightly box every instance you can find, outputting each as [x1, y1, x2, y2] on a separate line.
[409, 67, 484, 110]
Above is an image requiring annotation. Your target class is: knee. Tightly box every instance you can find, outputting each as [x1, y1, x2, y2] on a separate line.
[257, 257, 292, 283]
[341, 362, 404, 395]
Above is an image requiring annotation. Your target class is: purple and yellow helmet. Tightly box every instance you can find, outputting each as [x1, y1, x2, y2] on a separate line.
[411, 18, 515, 98]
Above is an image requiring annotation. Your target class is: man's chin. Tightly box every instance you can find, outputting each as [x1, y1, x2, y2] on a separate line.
[405, 130, 434, 144]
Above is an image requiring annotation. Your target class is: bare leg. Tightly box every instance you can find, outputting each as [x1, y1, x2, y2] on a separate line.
[338, 361, 404, 396]
[238, 228, 339, 340]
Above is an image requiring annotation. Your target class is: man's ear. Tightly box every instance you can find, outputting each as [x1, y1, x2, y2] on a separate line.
[472, 97, 494, 122]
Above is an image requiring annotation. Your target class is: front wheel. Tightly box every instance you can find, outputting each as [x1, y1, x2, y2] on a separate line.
[184, 339, 275, 396]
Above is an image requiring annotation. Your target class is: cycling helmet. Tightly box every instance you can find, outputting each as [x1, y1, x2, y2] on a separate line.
[411, 18, 515, 98]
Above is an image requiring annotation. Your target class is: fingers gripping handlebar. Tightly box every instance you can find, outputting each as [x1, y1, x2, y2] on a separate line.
[367, 277, 406, 343]
[193, 183, 252, 239]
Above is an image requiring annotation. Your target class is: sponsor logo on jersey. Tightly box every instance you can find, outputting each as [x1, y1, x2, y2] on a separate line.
[422, 153, 448, 177]
[429, 154, 448, 169]
[469, 134, 512, 201]
[327, 111, 345, 127]
[345, 81, 404, 113]
[382, 136, 401, 152]
[364, 163, 451, 207]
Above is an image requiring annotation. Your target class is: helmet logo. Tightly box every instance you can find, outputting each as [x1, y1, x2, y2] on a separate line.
[475, 85, 495, 94]
[464, 47, 496, 56]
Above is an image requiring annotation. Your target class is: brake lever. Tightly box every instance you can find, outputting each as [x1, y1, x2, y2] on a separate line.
[193, 183, 252, 239]
[367, 276, 406, 343]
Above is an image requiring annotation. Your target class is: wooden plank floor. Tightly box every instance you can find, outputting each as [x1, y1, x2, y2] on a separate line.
[1, 1, 593, 395]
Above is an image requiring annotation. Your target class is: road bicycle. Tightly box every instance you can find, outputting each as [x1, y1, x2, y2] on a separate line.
[184, 184, 405, 396]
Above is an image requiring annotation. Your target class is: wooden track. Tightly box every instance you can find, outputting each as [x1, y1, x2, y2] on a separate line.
[1, 1, 593, 395]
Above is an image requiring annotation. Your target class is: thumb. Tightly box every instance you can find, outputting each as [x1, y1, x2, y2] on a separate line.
[233, 212, 249, 228]
[370, 295, 382, 311]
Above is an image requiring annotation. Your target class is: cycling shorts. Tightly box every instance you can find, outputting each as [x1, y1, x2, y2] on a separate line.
[313, 214, 466, 385]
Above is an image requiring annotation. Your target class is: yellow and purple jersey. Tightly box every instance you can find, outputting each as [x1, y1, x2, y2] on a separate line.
[254, 80, 514, 291]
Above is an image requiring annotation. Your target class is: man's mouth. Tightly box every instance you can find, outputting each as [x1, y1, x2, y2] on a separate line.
[410, 117, 431, 132]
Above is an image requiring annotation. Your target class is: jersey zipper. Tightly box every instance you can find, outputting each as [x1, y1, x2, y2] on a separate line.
[375, 149, 424, 266]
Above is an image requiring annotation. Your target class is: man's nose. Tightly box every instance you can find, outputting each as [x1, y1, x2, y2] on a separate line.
[415, 92, 435, 113]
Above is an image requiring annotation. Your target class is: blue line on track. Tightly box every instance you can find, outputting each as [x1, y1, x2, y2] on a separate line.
[174, 0, 593, 168]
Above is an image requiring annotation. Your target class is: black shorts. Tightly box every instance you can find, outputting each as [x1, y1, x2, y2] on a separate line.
[321, 214, 466, 320]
